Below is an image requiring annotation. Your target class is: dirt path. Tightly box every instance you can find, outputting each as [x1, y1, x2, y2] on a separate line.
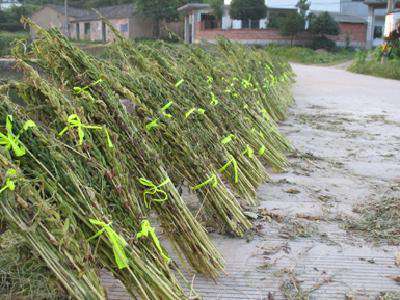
[104, 64, 400, 299]
[187, 64, 400, 299]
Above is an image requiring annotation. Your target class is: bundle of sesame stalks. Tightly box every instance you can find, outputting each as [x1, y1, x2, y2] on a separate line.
[0, 18, 294, 299]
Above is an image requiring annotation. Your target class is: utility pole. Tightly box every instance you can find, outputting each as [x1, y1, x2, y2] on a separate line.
[387, 0, 395, 13]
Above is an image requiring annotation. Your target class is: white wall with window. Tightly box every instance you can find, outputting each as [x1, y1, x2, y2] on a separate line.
[220, 4, 267, 29]
[223, 0, 340, 11]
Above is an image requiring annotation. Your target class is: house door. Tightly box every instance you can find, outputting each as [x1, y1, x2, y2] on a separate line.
[76, 23, 80, 40]
[102, 21, 106, 43]
[188, 23, 192, 44]
[84, 22, 91, 40]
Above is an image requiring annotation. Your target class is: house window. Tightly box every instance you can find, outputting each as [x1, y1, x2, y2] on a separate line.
[120, 23, 128, 33]
[76, 23, 80, 40]
[374, 26, 383, 38]
[84, 22, 91, 35]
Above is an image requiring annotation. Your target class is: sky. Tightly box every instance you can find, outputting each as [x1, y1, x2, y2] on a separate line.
[223, 0, 341, 12]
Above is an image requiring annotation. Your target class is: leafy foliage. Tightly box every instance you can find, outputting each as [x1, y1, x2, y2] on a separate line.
[295, 0, 311, 16]
[207, 0, 224, 19]
[134, 0, 184, 37]
[378, 23, 400, 59]
[311, 35, 337, 50]
[309, 11, 339, 36]
[309, 12, 339, 50]
[349, 51, 400, 80]
[229, 0, 267, 21]
[0, 5, 37, 32]
[0, 31, 28, 56]
[265, 45, 355, 65]
[278, 12, 305, 46]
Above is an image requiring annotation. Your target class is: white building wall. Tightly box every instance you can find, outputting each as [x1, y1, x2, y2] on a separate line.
[223, 0, 340, 11]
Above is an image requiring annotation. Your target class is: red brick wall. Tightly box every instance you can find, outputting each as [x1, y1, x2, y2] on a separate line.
[332, 23, 367, 47]
[195, 21, 366, 48]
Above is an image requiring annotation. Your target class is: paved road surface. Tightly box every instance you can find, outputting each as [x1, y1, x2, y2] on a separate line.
[104, 64, 400, 299]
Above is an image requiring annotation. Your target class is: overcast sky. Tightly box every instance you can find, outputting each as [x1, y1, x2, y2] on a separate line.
[223, 0, 341, 12]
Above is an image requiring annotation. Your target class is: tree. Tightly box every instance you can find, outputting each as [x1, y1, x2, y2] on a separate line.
[309, 11, 339, 50]
[296, 0, 310, 17]
[229, 0, 267, 21]
[309, 11, 339, 36]
[207, 0, 223, 20]
[0, 4, 37, 32]
[134, 0, 184, 38]
[278, 12, 305, 47]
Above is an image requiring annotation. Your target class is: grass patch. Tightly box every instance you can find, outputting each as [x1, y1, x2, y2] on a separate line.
[264, 45, 355, 65]
[344, 185, 400, 245]
[349, 57, 400, 80]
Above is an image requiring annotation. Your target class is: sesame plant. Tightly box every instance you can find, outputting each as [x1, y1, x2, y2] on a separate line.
[0, 18, 294, 299]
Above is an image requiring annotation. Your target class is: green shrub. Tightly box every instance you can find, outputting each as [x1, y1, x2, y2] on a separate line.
[230, 0, 267, 21]
[265, 45, 354, 64]
[278, 12, 305, 47]
[349, 55, 400, 80]
[0, 31, 28, 56]
[309, 11, 339, 50]
[311, 35, 337, 51]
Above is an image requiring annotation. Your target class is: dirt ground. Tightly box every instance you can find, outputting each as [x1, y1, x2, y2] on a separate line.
[104, 64, 400, 299]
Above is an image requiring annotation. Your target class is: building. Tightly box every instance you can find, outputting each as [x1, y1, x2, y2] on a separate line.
[0, 0, 20, 10]
[178, 0, 372, 48]
[31, 4, 154, 42]
[384, 9, 400, 36]
[364, 0, 400, 48]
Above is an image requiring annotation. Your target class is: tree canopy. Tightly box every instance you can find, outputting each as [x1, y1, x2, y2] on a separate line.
[309, 11, 339, 36]
[295, 0, 311, 17]
[0, 4, 37, 31]
[229, 0, 267, 21]
[278, 12, 305, 46]
[207, 0, 224, 19]
[134, 0, 185, 37]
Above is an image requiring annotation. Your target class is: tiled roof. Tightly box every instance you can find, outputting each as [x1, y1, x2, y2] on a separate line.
[46, 4, 135, 21]
[178, 3, 211, 12]
[47, 4, 87, 18]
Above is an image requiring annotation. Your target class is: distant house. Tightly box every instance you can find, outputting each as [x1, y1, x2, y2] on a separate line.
[364, 1, 400, 48]
[0, 0, 21, 10]
[31, 4, 154, 42]
[178, 1, 369, 48]
[384, 9, 400, 36]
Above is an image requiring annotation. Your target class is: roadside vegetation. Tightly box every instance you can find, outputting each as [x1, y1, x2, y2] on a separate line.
[265, 45, 355, 65]
[264, 6, 354, 65]
[349, 23, 400, 80]
[348, 52, 400, 80]
[0, 31, 28, 56]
